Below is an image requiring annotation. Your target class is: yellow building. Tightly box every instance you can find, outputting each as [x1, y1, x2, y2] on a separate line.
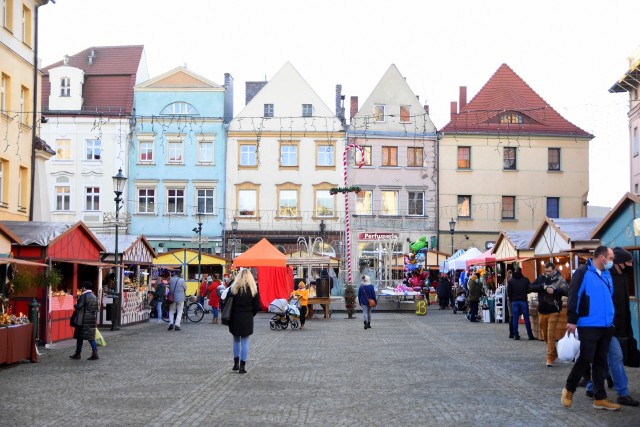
[0, 0, 50, 220]
[438, 64, 593, 252]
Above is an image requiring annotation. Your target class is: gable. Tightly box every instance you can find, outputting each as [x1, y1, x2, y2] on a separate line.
[147, 71, 218, 89]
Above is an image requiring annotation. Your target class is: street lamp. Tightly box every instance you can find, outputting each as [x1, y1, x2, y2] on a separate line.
[193, 210, 204, 281]
[449, 218, 456, 256]
[111, 168, 127, 331]
[231, 218, 238, 259]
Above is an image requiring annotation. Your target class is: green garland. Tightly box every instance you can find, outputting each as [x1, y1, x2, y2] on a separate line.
[329, 186, 361, 195]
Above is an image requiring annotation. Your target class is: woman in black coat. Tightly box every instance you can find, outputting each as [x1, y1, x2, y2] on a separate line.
[70, 281, 100, 360]
[437, 274, 452, 309]
[227, 269, 260, 374]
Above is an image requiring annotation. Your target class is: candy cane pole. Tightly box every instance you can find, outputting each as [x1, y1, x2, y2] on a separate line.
[343, 143, 364, 285]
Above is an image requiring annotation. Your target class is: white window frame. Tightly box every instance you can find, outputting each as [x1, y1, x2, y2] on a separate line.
[160, 102, 198, 115]
[198, 140, 214, 164]
[302, 104, 313, 117]
[239, 145, 257, 167]
[317, 145, 334, 167]
[196, 187, 215, 214]
[84, 187, 100, 211]
[55, 139, 72, 161]
[407, 191, 424, 216]
[278, 189, 298, 218]
[167, 140, 184, 164]
[400, 105, 411, 123]
[355, 190, 373, 215]
[137, 187, 156, 214]
[381, 190, 399, 216]
[280, 144, 298, 167]
[0, 74, 5, 112]
[0, 160, 4, 204]
[54, 180, 71, 212]
[373, 104, 386, 122]
[139, 140, 154, 163]
[315, 190, 334, 218]
[166, 187, 186, 215]
[84, 139, 101, 161]
[264, 104, 274, 118]
[60, 77, 70, 97]
[238, 189, 257, 217]
[19, 86, 25, 123]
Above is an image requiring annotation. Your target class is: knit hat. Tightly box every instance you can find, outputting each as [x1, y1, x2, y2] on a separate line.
[613, 247, 633, 264]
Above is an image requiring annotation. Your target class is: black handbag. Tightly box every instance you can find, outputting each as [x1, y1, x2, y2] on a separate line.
[70, 308, 84, 327]
[220, 294, 234, 325]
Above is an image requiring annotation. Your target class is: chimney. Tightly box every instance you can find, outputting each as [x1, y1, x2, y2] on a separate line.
[350, 96, 359, 120]
[245, 81, 268, 105]
[223, 73, 234, 124]
[416, 95, 420, 101]
[88, 49, 95, 65]
[335, 84, 345, 124]
[459, 86, 467, 111]
[63, 54, 69, 65]
[423, 104, 429, 115]
[450, 101, 458, 120]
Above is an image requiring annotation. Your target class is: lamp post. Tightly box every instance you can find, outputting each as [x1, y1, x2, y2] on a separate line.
[111, 168, 127, 331]
[449, 218, 456, 256]
[231, 218, 238, 259]
[193, 210, 204, 281]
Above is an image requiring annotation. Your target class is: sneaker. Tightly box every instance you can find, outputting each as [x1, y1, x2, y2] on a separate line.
[617, 395, 640, 407]
[168, 324, 174, 331]
[561, 388, 574, 408]
[174, 326, 182, 331]
[586, 390, 594, 399]
[514, 335, 520, 340]
[593, 398, 621, 411]
[546, 362, 553, 367]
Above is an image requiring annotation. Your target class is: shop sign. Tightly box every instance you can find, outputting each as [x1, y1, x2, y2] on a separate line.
[358, 232, 399, 241]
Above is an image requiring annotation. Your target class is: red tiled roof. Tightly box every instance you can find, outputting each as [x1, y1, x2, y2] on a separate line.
[42, 45, 144, 115]
[440, 64, 592, 138]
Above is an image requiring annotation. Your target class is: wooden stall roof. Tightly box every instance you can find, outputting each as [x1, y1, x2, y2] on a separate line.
[591, 192, 640, 239]
[95, 234, 157, 264]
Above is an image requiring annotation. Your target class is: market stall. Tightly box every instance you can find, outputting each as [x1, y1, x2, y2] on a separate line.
[590, 192, 640, 346]
[95, 234, 157, 326]
[152, 249, 228, 296]
[1, 221, 109, 344]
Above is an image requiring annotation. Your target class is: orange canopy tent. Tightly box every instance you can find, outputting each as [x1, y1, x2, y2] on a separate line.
[232, 238, 292, 309]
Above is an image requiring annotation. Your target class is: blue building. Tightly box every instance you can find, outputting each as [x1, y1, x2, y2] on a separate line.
[128, 67, 233, 262]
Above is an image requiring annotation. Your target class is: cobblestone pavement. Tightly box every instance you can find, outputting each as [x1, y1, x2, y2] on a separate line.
[1, 308, 640, 426]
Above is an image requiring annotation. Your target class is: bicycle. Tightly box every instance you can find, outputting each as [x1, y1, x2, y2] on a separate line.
[161, 296, 205, 323]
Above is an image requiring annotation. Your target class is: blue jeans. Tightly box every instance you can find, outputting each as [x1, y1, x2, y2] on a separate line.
[156, 301, 163, 320]
[586, 336, 629, 397]
[76, 338, 97, 354]
[211, 307, 219, 318]
[233, 335, 249, 361]
[361, 304, 372, 322]
[511, 301, 533, 338]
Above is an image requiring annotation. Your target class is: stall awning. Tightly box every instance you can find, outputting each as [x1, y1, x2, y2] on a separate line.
[0, 258, 48, 267]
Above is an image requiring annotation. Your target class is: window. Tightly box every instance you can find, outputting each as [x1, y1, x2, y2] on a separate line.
[60, 77, 70, 97]
[84, 139, 101, 160]
[503, 147, 516, 170]
[18, 166, 27, 209]
[548, 148, 560, 171]
[2, 0, 12, 30]
[239, 144, 257, 167]
[408, 192, 424, 216]
[137, 188, 155, 214]
[20, 86, 28, 124]
[355, 190, 373, 215]
[302, 104, 313, 117]
[198, 141, 213, 163]
[196, 188, 215, 214]
[315, 190, 334, 217]
[355, 146, 371, 166]
[381, 191, 399, 215]
[1, 0, 6, 28]
[500, 113, 522, 124]
[166, 188, 185, 214]
[546, 197, 559, 219]
[55, 178, 71, 211]
[85, 187, 100, 211]
[278, 189, 298, 217]
[0, 160, 3, 203]
[457, 195, 471, 218]
[373, 104, 385, 122]
[407, 147, 423, 167]
[160, 102, 198, 115]
[55, 139, 72, 160]
[457, 147, 470, 169]
[139, 140, 154, 163]
[238, 189, 257, 217]
[400, 105, 411, 123]
[634, 127, 639, 157]
[317, 144, 334, 167]
[280, 144, 298, 167]
[168, 141, 183, 164]
[22, 6, 31, 46]
[264, 104, 274, 118]
[501, 196, 515, 219]
[382, 146, 398, 167]
[0, 73, 7, 112]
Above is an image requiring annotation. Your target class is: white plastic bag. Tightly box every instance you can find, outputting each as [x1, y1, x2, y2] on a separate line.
[557, 330, 580, 362]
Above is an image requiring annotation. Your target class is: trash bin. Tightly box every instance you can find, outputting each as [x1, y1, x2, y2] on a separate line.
[315, 278, 330, 297]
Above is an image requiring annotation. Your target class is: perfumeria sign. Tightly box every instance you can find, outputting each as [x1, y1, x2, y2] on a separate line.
[358, 233, 399, 241]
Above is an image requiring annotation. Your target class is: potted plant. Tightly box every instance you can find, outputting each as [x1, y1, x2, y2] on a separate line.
[344, 283, 356, 319]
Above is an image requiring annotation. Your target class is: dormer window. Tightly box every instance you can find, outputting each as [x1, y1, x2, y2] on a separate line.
[160, 102, 198, 115]
[60, 77, 70, 96]
[499, 113, 523, 124]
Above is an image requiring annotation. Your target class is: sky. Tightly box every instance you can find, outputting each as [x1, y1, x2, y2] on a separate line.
[38, 0, 640, 208]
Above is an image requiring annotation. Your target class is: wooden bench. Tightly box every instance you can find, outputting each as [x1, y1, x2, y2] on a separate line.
[306, 297, 330, 319]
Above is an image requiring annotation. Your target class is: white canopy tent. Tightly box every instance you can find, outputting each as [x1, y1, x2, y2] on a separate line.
[440, 248, 466, 272]
[448, 247, 482, 271]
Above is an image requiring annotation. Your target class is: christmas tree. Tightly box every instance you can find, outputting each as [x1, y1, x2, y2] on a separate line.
[344, 284, 356, 318]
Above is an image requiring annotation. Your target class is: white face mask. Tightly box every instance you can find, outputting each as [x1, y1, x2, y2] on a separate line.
[605, 260, 614, 270]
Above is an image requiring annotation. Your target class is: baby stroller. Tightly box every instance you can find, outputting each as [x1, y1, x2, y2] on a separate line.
[268, 297, 301, 330]
[452, 287, 468, 314]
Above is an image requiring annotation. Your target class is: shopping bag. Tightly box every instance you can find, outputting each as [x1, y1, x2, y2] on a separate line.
[482, 308, 491, 323]
[557, 330, 580, 362]
[95, 329, 107, 347]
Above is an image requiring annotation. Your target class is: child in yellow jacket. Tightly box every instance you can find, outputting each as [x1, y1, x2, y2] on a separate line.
[291, 281, 309, 330]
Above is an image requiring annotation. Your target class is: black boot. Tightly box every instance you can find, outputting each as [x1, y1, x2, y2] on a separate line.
[364, 321, 368, 330]
[232, 357, 239, 371]
[87, 351, 99, 360]
[367, 321, 371, 329]
[69, 353, 81, 360]
[239, 361, 247, 374]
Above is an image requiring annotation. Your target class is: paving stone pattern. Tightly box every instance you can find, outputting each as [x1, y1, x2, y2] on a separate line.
[1, 309, 640, 426]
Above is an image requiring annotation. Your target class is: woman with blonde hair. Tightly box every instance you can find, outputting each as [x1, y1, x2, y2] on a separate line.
[226, 269, 260, 374]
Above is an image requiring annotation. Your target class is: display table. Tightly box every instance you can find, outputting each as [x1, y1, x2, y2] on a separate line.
[306, 297, 330, 319]
[379, 290, 420, 311]
[0, 324, 37, 365]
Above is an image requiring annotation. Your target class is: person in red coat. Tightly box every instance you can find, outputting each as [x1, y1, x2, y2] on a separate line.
[207, 274, 221, 323]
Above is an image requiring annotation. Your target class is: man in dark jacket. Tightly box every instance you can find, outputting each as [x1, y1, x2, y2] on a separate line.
[437, 274, 452, 310]
[466, 274, 483, 322]
[530, 261, 568, 366]
[507, 267, 533, 340]
[561, 246, 620, 411]
[70, 281, 100, 361]
[585, 247, 639, 406]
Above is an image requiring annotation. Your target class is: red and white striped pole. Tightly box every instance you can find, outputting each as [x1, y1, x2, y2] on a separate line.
[343, 143, 364, 285]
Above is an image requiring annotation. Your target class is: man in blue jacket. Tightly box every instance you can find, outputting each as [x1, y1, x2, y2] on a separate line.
[561, 246, 621, 411]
